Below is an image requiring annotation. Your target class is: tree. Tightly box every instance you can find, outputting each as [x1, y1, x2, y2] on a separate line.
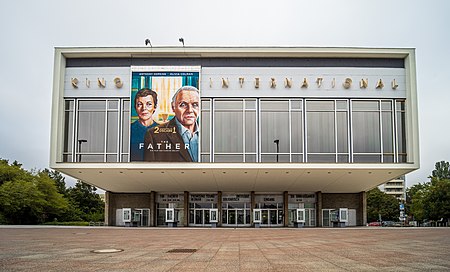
[67, 181, 104, 222]
[407, 161, 450, 223]
[40, 169, 67, 197]
[430, 161, 450, 181]
[367, 188, 399, 222]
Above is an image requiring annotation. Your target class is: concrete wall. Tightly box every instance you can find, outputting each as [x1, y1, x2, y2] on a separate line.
[106, 192, 152, 226]
[322, 192, 366, 226]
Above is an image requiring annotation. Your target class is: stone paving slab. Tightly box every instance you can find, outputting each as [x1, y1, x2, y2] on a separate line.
[0, 226, 449, 271]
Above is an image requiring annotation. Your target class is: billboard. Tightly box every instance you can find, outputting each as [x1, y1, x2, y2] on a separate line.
[130, 66, 200, 162]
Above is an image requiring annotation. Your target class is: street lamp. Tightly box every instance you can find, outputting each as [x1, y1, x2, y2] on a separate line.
[273, 139, 279, 162]
[77, 139, 87, 162]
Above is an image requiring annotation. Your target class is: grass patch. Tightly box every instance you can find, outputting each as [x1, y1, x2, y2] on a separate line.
[42, 221, 90, 226]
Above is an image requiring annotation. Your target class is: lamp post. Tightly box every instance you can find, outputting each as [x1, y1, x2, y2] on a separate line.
[273, 139, 279, 162]
[77, 139, 87, 162]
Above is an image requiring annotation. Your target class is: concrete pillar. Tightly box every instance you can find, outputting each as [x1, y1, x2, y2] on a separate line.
[251, 191, 255, 227]
[283, 191, 289, 227]
[360, 191, 367, 226]
[104, 191, 112, 226]
[217, 191, 222, 227]
[184, 191, 189, 227]
[150, 191, 156, 227]
[316, 191, 323, 227]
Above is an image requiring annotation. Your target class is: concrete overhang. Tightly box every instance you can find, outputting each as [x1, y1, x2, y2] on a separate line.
[53, 163, 417, 193]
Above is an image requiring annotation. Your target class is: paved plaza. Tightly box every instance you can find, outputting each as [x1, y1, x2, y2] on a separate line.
[0, 226, 449, 271]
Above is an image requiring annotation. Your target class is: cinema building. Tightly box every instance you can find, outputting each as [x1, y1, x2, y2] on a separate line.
[50, 47, 419, 227]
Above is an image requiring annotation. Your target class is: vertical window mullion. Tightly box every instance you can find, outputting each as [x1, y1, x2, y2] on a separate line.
[379, 100, 383, 163]
[349, 99, 353, 163]
[334, 100, 338, 163]
[242, 100, 246, 162]
[304, 99, 308, 162]
[104, 100, 108, 162]
[74, 99, 79, 162]
[288, 100, 292, 162]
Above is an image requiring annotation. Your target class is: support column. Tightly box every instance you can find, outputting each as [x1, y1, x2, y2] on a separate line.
[184, 191, 189, 227]
[360, 191, 367, 226]
[251, 191, 255, 227]
[150, 191, 156, 227]
[217, 191, 222, 227]
[283, 191, 289, 227]
[316, 191, 323, 227]
[104, 191, 112, 226]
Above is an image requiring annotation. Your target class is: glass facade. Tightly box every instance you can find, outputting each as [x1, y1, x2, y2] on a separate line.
[62, 98, 407, 163]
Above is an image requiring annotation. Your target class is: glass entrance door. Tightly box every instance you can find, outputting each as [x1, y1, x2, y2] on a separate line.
[192, 209, 211, 226]
[133, 209, 150, 227]
[260, 209, 283, 227]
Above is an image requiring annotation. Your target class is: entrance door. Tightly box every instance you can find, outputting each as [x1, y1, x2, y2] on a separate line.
[228, 209, 236, 225]
[133, 209, 150, 227]
[193, 209, 211, 226]
[260, 209, 283, 227]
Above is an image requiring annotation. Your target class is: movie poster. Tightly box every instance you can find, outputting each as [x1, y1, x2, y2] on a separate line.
[130, 67, 200, 162]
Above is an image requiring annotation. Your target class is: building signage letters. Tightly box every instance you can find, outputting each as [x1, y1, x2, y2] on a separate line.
[70, 76, 124, 89]
[205, 76, 400, 90]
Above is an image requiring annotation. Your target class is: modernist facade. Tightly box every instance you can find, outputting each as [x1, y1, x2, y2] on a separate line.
[50, 47, 419, 227]
[380, 176, 406, 201]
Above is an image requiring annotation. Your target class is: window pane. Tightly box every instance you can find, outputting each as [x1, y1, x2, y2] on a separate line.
[108, 100, 119, 110]
[122, 109, 129, 153]
[261, 111, 289, 153]
[291, 154, 303, 162]
[78, 100, 106, 110]
[201, 154, 211, 162]
[336, 100, 347, 110]
[215, 100, 243, 110]
[307, 154, 336, 163]
[245, 111, 256, 153]
[381, 101, 392, 111]
[201, 100, 211, 110]
[396, 109, 407, 156]
[307, 111, 335, 153]
[107, 112, 118, 152]
[353, 155, 381, 163]
[307, 101, 334, 111]
[214, 111, 243, 152]
[337, 112, 348, 153]
[214, 154, 243, 162]
[261, 154, 290, 163]
[245, 154, 256, 162]
[78, 154, 104, 162]
[291, 100, 302, 110]
[291, 111, 303, 153]
[65, 100, 74, 110]
[106, 154, 118, 162]
[245, 99, 256, 110]
[382, 111, 393, 153]
[63, 111, 73, 153]
[352, 101, 379, 111]
[201, 110, 210, 152]
[352, 111, 380, 153]
[261, 100, 289, 111]
[77, 111, 106, 153]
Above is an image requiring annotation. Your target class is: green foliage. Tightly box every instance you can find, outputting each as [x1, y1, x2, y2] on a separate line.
[67, 181, 104, 222]
[42, 221, 90, 226]
[0, 158, 104, 224]
[407, 161, 450, 222]
[367, 187, 399, 222]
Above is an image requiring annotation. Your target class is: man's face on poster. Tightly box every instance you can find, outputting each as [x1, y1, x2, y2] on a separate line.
[172, 90, 199, 129]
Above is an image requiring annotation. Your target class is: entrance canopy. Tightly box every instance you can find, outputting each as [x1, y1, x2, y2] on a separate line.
[54, 163, 415, 193]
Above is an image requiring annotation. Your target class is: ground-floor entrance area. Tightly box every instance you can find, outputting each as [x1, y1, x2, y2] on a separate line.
[105, 191, 366, 227]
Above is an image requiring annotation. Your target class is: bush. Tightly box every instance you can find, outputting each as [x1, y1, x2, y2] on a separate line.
[42, 221, 90, 226]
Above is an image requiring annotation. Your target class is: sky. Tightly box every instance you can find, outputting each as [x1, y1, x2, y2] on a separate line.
[0, 0, 449, 189]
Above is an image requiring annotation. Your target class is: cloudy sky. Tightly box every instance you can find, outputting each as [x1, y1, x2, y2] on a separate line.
[0, 0, 449, 188]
